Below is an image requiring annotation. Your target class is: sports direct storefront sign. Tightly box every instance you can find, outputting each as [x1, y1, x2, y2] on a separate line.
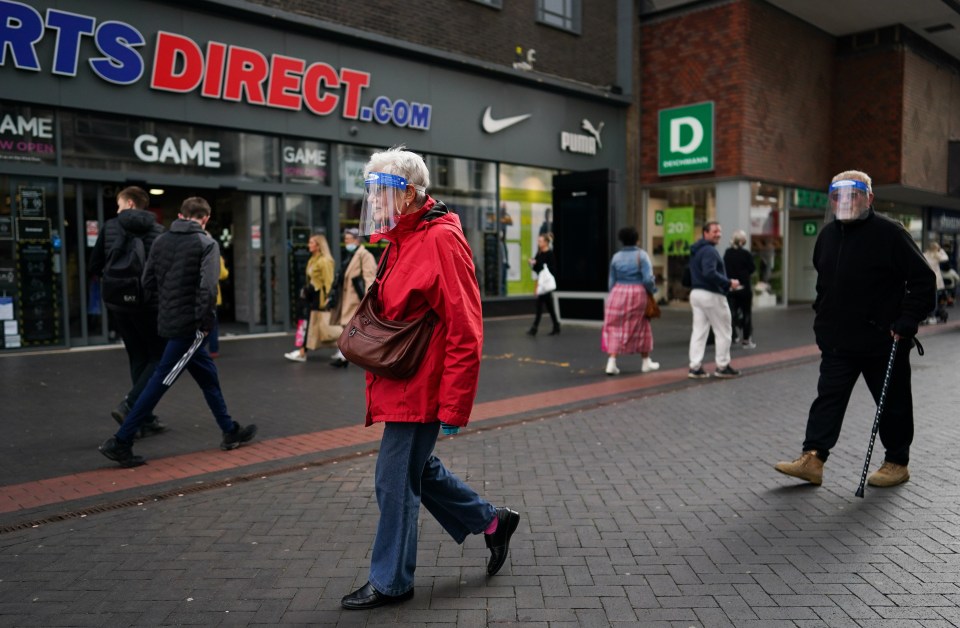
[0, 0, 432, 131]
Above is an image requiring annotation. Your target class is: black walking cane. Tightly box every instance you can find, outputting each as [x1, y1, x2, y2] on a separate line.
[854, 337, 899, 498]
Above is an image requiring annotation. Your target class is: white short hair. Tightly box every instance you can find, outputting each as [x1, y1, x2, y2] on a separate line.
[364, 146, 430, 189]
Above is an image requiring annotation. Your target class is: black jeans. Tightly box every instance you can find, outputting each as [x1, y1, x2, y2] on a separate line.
[113, 309, 166, 406]
[532, 292, 559, 330]
[803, 346, 914, 466]
[726, 288, 753, 341]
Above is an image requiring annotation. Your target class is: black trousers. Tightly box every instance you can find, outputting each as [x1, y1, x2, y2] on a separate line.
[726, 288, 753, 341]
[532, 293, 559, 330]
[113, 309, 166, 406]
[803, 345, 914, 466]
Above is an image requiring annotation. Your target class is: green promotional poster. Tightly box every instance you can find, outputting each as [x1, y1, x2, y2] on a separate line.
[663, 207, 694, 256]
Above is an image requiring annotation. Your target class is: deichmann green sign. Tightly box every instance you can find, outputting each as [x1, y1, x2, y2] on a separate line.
[803, 221, 818, 236]
[663, 206, 694, 256]
[658, 102, 714, 176]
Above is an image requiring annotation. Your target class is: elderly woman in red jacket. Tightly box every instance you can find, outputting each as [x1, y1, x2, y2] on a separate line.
[340, 147, 520, 610]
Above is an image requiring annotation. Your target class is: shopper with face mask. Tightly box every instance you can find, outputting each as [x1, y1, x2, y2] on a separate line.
[326, 228, 377, 367]
[774, 170, 935, 488]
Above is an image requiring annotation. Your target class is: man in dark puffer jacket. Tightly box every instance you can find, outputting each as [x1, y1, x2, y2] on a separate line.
[88, 186, 167, 437]
[774, 170, 935, 489]
[99, 197, 257, 467]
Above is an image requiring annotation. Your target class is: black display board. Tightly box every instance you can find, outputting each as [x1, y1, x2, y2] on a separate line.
[16, 241, 59, 344]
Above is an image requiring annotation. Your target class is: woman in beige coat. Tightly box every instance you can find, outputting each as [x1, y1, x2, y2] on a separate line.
[328, 228, 377, 367]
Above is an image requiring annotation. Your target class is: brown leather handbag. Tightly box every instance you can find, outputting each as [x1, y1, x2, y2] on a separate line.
[337, 244, 438, 379]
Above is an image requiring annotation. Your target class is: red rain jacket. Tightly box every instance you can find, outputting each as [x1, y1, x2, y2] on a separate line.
[364, 197, 483, 427]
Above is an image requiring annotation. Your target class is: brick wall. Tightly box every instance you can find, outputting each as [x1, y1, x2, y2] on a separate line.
[741, 1, 833, 188]
[901, 50, 960, 193]
[641, 1, 746, 184]
[254, 0, 620, 88]
[640, 0, 833, 188]
[830, 49, 904, 186]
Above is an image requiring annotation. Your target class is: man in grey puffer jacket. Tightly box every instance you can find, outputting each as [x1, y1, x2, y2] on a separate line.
[99, 197, 257, 468]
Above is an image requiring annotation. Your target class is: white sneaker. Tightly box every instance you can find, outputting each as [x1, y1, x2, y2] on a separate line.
[605, 357, 620, 375]
[742, 340, 757, 349]
[284, 350, 306, 362]
[641, 358, 660, 372]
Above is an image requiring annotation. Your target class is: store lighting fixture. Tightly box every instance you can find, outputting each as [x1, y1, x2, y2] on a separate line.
[149, 188, 165, 195]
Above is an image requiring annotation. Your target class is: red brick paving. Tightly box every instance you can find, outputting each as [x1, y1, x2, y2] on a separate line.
[0, 343, 826, 515]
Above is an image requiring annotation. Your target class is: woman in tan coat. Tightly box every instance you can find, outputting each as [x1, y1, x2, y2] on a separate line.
[328, 228, 377, 367]
[284, 233, 334, 362]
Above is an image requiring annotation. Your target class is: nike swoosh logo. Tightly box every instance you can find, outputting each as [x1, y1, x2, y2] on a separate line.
[481, 107, 532, 134]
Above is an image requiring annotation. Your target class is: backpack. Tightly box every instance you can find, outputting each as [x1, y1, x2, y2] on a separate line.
[101, 227, 146, 311]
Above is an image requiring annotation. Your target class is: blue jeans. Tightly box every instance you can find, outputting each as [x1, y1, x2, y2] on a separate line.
[369, 422, 496, 596]
[115, 333, 235, 442]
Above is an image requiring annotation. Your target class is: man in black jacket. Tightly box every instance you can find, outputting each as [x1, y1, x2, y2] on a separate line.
[88, 186, 167, 436]
[775, 170, 935, 488]
[99, 197, 257, 468]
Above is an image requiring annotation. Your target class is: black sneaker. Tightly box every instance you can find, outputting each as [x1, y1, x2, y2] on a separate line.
[714, 365, 741, 378]
[139, 417, 168, 438]
[688, 367, 709, 379]
[111, 400, 130, 425]
[98, 437, 146, 468]
[221, 423, 258, 451]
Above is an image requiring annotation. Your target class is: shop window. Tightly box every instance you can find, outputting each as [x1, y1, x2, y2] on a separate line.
[750, 182, 784, 307]
[537, 0, 581, 34]
[427, 155, 497, 295]
[500, 164, 558, 297]
[646, 184, 716, 301]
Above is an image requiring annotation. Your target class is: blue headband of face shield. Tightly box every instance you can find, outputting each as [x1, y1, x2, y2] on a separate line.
[828, 179, 869, 195]
[364, 172, 408, 190]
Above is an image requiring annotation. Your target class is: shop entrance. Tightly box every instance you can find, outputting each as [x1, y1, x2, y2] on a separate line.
[63, 182, 332, 345]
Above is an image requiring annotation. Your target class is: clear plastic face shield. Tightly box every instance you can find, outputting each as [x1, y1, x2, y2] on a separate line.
[358, 172, 409, 236]
[827, 179, 871, 222]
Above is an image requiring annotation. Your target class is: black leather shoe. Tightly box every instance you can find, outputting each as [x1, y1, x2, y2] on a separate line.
[526, 327, 537, 336]
[548, 326, 561, 336]
[330, 357, 349, 368]
[484, 507, 520, 576]
[341, 582, 413, 610]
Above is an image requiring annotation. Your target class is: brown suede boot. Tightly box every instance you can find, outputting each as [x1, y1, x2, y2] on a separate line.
[774, 450, 823, 485]
[867, 461, 910, 487]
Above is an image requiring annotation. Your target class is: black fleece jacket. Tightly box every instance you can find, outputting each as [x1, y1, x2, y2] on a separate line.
[812, 209, 935, 355]
[142, 218, 220, 338]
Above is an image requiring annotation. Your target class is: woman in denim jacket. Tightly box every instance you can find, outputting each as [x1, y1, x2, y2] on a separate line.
[601, 226, 660, 375]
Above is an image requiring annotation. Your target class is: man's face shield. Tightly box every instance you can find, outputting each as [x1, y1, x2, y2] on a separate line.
[358, 172, 409, 236]
[828, 179, 871, 222]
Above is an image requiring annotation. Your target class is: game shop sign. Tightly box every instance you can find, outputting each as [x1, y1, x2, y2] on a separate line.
[0, 105, 56, 163]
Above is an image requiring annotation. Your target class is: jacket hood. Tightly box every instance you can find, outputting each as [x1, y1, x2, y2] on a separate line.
[690, 238, 713, 256]
[117, 209, 160, 235]
[169, 218, 205, 234]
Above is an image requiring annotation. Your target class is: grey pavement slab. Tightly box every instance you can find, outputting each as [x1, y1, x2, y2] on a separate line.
[1, 323, 958, 626]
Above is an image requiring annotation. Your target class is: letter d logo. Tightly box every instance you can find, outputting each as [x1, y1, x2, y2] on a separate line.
[669, 117, 703, 155]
